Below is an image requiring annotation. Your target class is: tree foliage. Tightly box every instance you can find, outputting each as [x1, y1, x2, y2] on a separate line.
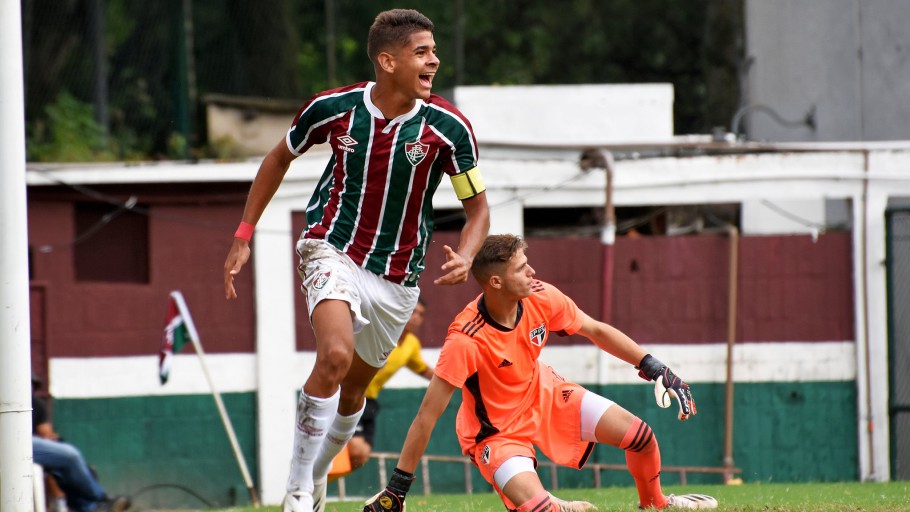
[21, 0, 743, 162]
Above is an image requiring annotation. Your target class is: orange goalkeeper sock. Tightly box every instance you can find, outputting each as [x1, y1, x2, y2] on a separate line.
[622, 418, 668, 509]
[512, 490, 556, 512]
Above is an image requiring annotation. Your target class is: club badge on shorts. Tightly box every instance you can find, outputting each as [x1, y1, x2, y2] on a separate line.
[313, 270, 331, 290]
[481, 444, 491, 465]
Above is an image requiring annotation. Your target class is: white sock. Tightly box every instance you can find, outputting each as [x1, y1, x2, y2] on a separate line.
[286, 387, 340, 493]
[313, 401, 365, 482]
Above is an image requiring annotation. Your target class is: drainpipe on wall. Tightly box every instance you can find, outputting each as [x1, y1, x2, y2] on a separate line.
[723, 225, 739, 483]
[580, 148, 616, 324]
[580, 148, 615, 389]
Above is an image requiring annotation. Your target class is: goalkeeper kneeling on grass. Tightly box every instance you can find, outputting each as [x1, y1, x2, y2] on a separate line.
[364, 234, 717, 512]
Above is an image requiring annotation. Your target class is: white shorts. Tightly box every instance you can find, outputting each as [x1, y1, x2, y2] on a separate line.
[296, 238, 420, 367]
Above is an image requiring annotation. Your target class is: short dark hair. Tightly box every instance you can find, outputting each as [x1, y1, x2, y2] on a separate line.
[471, 234, 528, 283]
[367, 9, 434, 62]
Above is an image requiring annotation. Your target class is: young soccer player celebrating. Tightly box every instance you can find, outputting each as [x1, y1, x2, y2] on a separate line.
[364, 235, 717, 511]
[223, 9, 489, 512]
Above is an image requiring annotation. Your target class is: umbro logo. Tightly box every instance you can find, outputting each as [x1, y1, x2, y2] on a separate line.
[561, 389, 573, 402]
[498, 359, 513, 368]
[337, 134, 358, 153]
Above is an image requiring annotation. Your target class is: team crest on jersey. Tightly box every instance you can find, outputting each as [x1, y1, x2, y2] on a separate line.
[336, 134, 358, 153]
[313, 270, 331, 290]
[481, 444, 491, 465]
[529, 323, 546, 346]
[404, 141, 429, 166]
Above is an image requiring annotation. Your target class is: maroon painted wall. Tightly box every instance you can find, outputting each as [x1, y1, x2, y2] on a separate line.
[27, 184, 255, 360]
[289, 226, 854, 350]
[28, 185, 855, 364]
[611, 232, 854, 344]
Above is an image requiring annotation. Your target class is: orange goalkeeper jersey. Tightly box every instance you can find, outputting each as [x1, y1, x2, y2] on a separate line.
[434, 280, 585, 450]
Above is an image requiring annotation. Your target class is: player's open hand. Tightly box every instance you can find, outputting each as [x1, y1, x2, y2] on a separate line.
[223, 238, 251, 299]
[636, 354, 697, 421]
[434, 245, 470, 285]
[652, 367, 697, 421]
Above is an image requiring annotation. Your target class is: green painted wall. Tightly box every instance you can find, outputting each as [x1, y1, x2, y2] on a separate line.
[339, 381, 858, 497]
[53, 393, 257, 509]
[51, 382, 856, 507]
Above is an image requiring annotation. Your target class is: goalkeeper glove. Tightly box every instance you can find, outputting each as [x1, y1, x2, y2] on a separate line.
[363, 467, 415, 512]
[636, 354, 697, 420]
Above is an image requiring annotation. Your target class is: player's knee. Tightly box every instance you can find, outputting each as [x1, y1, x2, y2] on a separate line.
[621, 418, 657, 454]
[313, 344, 353, 382]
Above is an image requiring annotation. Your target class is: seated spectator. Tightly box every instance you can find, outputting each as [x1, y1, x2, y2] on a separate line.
[32, 374, 131, 512]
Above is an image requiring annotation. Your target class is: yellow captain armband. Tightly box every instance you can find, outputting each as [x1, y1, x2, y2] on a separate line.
[450, 167, 486, 200]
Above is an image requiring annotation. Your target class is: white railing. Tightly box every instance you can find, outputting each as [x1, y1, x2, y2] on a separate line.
[333, 451, 740, 501]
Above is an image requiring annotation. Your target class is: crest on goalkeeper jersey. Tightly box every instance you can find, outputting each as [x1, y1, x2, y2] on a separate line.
[529, 323, 546, 346]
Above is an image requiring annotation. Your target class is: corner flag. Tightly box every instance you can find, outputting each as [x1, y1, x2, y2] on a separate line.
[159, 291, 195, 384]
[155, 290, 260, 506]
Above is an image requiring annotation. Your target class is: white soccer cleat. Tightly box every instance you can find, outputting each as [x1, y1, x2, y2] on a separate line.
[312, 478, 327, 512]
[284, 490, 314, 512]
[664, 493, 718, 509]
[549, 492, 598, 511]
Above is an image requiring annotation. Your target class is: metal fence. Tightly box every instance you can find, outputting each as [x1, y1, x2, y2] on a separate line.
[333, 452, 740, 501]
[887, 209, 910, 480]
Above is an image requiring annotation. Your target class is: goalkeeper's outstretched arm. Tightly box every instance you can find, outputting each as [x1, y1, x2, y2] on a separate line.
[364, 376, 456, 512]
[397, 376, 456, 472]
[575, 312, 697, 421]
[575, 312, 648, 366]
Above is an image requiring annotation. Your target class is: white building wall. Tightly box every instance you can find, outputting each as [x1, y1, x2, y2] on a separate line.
[27, 143, 910, 500]
[454, 84, 675, 145]
[745, 0, 910, 142]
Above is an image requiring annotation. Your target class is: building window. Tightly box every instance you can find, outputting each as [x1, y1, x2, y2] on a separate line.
[74, 202, 149, 283]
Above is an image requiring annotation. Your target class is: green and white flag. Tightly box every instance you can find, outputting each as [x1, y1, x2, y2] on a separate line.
[159, 291, 194, 384]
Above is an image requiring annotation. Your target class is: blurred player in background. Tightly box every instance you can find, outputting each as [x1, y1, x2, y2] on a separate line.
[365, 235, 717, 511]
[346, 297, 434, 471]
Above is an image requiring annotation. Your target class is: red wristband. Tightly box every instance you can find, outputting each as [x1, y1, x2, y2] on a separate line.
[234, 221, 254, 241]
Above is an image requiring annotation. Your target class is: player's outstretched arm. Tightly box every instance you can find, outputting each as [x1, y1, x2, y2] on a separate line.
[576, 313, 648, 366]
[435, 192, 489, 285]
[364, 376, 456, 511]
[576, 314, 696, 421]
[223, 140, 296, 299]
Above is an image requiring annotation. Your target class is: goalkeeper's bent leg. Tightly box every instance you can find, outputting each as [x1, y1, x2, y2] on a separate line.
[621, 417, 668, 509]
[511, 490, 557, 512]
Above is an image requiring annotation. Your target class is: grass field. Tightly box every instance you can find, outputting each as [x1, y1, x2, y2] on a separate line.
[210, 481, 910, 511]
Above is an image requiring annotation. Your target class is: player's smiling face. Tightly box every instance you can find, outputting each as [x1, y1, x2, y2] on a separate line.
[501, 249, 536, 299]
[391, 30, 438, 100]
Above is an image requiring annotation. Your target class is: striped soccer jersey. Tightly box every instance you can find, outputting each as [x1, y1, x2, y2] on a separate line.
[435, 281, 586, 448]
[287, 81, 480, 286]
